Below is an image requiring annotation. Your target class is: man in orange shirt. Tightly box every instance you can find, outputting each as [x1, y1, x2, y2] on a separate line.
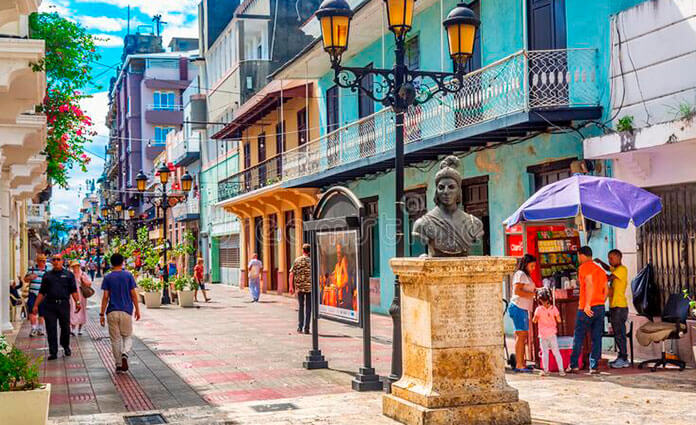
[567, 246, 608, 374]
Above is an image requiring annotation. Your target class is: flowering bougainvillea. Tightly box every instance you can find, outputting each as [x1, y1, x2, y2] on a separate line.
[30, 12, 101, 187]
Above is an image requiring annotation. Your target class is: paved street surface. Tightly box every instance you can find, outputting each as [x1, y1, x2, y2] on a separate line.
[14, 282, 696, 425]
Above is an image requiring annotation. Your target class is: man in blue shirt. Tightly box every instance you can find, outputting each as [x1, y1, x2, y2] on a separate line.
[99, 253, 140, 372]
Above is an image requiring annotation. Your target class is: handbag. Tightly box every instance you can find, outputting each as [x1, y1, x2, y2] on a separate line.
[79, 275, 95, 298]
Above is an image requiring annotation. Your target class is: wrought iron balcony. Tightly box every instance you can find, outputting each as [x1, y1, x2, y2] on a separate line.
[218, 155, 283, 202]
[218, 49, 599, 202]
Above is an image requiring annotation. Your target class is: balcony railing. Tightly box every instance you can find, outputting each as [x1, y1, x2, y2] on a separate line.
[169, 135, 201, 166]
[146, 104, 184, 111]
[217, 49, 598, 203]
[218, 155, 282, 201]
[172, 197, 200, 222]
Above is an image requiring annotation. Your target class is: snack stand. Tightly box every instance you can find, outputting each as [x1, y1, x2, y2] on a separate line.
[504, 220, 586, 370]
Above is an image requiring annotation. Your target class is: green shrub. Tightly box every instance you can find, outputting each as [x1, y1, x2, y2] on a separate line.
[173, 275, 198, 292]
[0, 335, 42, 392]
[616, 115, 634, 133]
[138, 276, 163, 292]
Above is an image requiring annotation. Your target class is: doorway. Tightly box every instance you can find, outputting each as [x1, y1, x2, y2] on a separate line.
[527, 0, 568, 107]
[462, 176, 490, 255]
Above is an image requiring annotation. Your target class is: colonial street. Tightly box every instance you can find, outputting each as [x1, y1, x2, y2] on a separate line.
[9, 283, 695, 425]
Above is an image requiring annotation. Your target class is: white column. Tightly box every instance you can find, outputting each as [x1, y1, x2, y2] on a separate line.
[1, 170, 13, 332]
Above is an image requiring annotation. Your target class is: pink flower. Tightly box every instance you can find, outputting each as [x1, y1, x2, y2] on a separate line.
[58, 164, 65, 170]
[80, 153, 88, 159]
[59, 104, 69, 113]
[61, 133, 69, 142]
[76, 129, 82, 136]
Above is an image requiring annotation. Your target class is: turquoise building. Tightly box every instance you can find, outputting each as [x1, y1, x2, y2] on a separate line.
[272, 0, 652, 314]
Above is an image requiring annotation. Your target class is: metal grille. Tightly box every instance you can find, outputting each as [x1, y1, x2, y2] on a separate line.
[638, 183, 696, 304]
[124, 414, 167, 425]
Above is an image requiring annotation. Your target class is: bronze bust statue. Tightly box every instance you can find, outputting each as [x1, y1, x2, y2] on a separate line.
[412, 156, 485, 257]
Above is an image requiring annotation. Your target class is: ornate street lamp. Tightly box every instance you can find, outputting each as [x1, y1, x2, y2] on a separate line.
[101, 205, 109, 218]
[136, 170, 148, 192]
[181, 171, 193, 192]
[315, 0, 479, 391]
[135, 167, 191, 305]
[128, 207, 136, 219]
[443, 3, 480, 73]
[114, 201, 123, 214]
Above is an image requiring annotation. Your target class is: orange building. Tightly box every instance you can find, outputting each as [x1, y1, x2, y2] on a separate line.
[214, 80, 319, 293]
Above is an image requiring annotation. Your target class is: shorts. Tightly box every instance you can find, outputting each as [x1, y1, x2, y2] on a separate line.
[508, 302, 529, 332]
[198, 282, 206, 290]
[27, 293, 44, 317]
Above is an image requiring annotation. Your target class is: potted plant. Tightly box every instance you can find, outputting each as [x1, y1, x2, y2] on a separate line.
[0, 335, 50, 425]
[173, 275, 198, 308]
[139, 276, 164, 308]
[684, 290, 696, 363]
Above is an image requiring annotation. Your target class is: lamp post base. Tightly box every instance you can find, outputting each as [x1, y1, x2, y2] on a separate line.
[161, 286, 171, 305]
[352, 367, 383, 392]
[302, 349, 328, 370]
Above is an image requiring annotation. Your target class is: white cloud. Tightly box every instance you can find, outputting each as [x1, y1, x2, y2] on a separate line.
[161, 16, 199, 46]
[39, 0, 72, 16]
[50, 91, 110, 218]
[79, 16, 127, 32]
[93, 34, 123, 47]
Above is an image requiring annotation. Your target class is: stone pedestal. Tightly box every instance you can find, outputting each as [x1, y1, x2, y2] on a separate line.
[383, 257, 531, 425]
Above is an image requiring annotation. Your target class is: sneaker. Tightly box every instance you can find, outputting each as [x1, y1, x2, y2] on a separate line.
[121, 355, 129, 372]
[514, 368, 533, 374]
[589, 368, 600, 374]
[297, 328, 303, 334]
[37, 328, 45, 336]
[303, 329, 310, 334]
[64, 348, 71, 357]
[115, 366, 124, 373]
[610, 358, 630, 369]
[47, 354, 58, 361]
[29, 329, 37, 337]
[539, 371, 547, 376]
[559, 370, 567, 377]
[565, 367, 579, 374]
[78, 331, 83, 336]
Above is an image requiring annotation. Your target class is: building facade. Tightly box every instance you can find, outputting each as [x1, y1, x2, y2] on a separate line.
[584, 0, 696, 364]
[270, 0, 658, 314]
[196, 0, 321, 285]
[0, 0, 47, 331]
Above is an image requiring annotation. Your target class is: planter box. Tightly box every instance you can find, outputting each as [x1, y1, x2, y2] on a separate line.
[0, 384, 51, 425]
[143, 291, 162, 308]
[177, 290, 195, 308]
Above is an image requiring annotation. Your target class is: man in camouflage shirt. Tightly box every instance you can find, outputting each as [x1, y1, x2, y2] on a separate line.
[290, 244, 312, 334]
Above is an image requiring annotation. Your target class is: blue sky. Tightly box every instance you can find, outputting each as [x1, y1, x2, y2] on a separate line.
[43, 0, 199, 218]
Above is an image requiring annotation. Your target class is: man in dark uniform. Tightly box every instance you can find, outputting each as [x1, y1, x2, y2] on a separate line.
[32, 254, 81, 360]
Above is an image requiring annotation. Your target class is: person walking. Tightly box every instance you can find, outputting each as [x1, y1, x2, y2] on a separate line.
[99, 253, 140, 372]
[247, 254, 263, 302]
[32, 254, 81, 360]
[508, 254, 537, 372]
[69, 260, 92, 336]
[290, 244, 312, 334]
[87, 257, 97, 281]
[193, 258, 210, 302]
[567, 246, 608, 374]
[24, 253, 51, 337]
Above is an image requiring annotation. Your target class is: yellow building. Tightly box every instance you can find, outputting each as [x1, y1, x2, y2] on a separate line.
[214, 80, 319, 293]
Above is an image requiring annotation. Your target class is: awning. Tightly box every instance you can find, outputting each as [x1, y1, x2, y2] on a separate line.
[212, 80, 313, 139]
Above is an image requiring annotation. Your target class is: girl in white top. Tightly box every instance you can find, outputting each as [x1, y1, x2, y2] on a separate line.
[509, 254, 538, 372]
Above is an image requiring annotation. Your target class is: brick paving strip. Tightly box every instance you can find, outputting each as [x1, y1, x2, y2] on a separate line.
[14, 280, 207, 417]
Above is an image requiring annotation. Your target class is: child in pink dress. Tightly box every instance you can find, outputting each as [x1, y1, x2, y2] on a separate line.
[533, 288, 566, 376]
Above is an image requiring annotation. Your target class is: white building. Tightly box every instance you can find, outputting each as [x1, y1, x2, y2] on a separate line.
[584, 0, 696, 364]
[0, 0, 48, 332]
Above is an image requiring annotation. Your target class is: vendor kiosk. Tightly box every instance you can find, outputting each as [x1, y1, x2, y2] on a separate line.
[504, 220, 589, 370]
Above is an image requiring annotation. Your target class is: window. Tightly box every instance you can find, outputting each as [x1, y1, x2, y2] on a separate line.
[154, 127, 175, 145]
[358, 64, 374, 119]
[528, 158, 575, 192]
[464, 1, 482, 74]
[405, 35, 420, 70]
[462, 176, 490, 255]
[153, 91, 177, 110]
[297, 108, 308, 146]
[405, 188, 427, 257]
[326, 86, 339, 133]
[257, 44, 263, 59]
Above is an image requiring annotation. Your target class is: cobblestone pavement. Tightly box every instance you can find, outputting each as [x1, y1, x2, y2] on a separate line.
[14, 282, 696, 424]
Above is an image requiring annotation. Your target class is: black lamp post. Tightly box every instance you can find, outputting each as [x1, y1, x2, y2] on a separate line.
[315, 0, 479, 391]
[135, 166, 192, 305]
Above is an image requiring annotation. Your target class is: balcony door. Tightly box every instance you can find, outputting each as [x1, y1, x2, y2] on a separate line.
[258, 132, 266, 189]
[527, 0, 568, 107]
[326, 85, 340, 168]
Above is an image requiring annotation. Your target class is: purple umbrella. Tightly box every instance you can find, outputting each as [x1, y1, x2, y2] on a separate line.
[505, 175, 662, 229]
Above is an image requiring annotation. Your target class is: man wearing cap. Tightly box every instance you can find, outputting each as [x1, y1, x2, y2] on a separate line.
[24, 253, 51, 337]
[32, 254, 81, 360]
